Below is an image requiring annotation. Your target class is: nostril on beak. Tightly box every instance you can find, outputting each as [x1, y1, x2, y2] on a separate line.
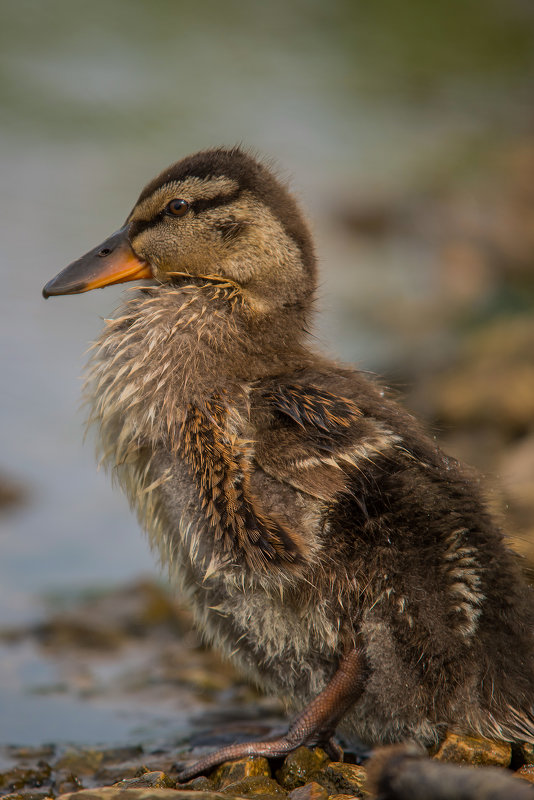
[98, 248, 112, 257]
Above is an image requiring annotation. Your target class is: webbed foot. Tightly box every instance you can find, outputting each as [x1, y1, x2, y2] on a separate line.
[177, 647, 366, 781]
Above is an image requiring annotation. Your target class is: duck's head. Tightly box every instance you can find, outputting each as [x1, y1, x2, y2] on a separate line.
[43, 147, 316, 310]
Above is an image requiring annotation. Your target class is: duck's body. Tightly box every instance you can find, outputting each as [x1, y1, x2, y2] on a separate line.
[44, 147, 534, 773]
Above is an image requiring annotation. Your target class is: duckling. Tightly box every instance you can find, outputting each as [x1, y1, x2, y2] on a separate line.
[43, 147, 534, 778]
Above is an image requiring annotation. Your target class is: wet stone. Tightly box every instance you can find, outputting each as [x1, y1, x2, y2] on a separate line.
[519, 742, 534, 765]
[54, 750, 105, 776]
[56, 774, 85, 795]
[179, 776, 214, 791]
[516, 764, 534, 784]
[0, 763, 52, 793]
[97, 749, 144, 765]
[32, 618, 125, 651]
[0, 793, 52, 800]
[93, 766, 147, 785]
[211, 757, 271, 789]
[326, 795, 358, 800]
[313, 763, 367, 798]
[56, 790, 243, 800]
[432, 732, 511, 767]
[287, 781, 329, 800]
[54, 747, 145, 779]
[220, 776, 287, 796]
[8, 747, 56, 761]
[113, 771, 175, 789]
[276, 748, 330, 790]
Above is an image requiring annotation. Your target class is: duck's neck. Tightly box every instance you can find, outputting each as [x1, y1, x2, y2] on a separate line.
[85, 282, 311, 463]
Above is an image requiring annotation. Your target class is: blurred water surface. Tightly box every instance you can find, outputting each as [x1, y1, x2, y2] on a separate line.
[1, 0, 534, 744]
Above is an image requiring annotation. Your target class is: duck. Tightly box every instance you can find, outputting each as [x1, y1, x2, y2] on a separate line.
[43, 146, 534, 779]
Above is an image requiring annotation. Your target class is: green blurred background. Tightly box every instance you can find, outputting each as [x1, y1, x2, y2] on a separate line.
[1, 0, 534, 746]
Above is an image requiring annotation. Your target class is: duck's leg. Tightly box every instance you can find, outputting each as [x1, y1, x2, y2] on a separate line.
[177, 646, 368, 781]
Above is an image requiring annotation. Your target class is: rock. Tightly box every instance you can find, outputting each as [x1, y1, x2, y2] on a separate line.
[93, 766, 146, 785]
[432, 732, 511, 767]
[52, 771, 85, 794]
[179, 776, 214, 791]
[0, 793, 52, 800]
[287, 782, 329, 800]
[276, 748, 330, 790]
[97, 749, 144, 765]
[32, 619, 126, 652]
[56, 774, 84, 795]
[27, 581, 194, 654]
[8, 747, 56, 761]
[211, 757, 271, 789]
[56, 790, 243, 800]
[113, 771, 175, 789]
[220, 776, 287, 796]
[326, 796, 358, 800]
[54, 747, 145, 779]
[519, 741, 534, 764]
[54, 750, 106, 776]
[516, 764, 534, 783]
[313, 763, 367, 798]
[0, 763, 52, 793]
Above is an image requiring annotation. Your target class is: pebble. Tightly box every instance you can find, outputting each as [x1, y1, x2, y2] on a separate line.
[179, 776, 214, 791]
[275, 748, 330, 790]
[4, 736, 534, 799]
[287, 782, 329, 800]
[211, 756, 271, 789]
[93, 766, 146, 785]
[220, 775, 287, 796]
[57, 791, 243, 800]
[53, 751, 104, 776]
[516, 764, 534, 784]
[112, 771, 175, 789]
[7, 747, 56, 761]
[432, 732, 512, 767]
[518, 741, 534, 765]
[326, 795, 360, 800]
[56, 774, 84, 795]
[0, 763, 52, 793]
[312, 763, 367, 798]
[0, 794, 52, 800]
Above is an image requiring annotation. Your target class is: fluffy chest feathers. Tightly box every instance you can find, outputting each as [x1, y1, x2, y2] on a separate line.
[84, 282, 348, 682]
[85, 282, 325, 578]
[86, 283, 245, 452]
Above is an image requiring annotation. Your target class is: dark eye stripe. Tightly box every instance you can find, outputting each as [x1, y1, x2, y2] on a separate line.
[129, 217, 161, 240]
[128, 188, 242, 240]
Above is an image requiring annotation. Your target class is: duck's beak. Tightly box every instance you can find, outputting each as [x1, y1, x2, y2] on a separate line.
[42, 227, 152, 298]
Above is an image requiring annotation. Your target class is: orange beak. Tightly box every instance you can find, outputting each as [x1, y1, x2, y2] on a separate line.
[43, 227, 152, 298]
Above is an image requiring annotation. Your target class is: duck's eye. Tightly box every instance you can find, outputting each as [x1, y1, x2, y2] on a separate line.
[166, 199, 189, 217]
